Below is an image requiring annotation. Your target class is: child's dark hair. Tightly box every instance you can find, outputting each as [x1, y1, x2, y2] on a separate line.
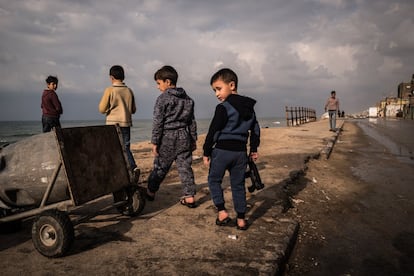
[210, 68, 238, 90]
[154, 65, 178, 85]
[110, 65, 125, 81]
[46, 75, 58, 84]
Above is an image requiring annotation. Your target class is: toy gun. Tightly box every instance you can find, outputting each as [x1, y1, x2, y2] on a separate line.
[245, 159, 264, 193]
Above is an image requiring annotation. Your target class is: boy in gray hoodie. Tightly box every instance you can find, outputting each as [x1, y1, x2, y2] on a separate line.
[146, 65, 198, 207]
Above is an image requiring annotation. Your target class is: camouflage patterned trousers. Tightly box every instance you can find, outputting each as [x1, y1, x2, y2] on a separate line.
[147, 129, 196, 197]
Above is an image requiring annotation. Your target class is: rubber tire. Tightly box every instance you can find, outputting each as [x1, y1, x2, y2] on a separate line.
[31, 210, 74, 258]
[114, 185, 145, 217]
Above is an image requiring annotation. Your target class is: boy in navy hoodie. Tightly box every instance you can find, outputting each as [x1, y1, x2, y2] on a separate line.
[203, 68, 260, 230]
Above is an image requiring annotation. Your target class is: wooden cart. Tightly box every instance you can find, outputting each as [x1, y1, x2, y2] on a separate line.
[0, 125, 145, 257]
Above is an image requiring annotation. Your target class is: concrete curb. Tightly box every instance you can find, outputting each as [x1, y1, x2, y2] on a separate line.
[323, 120, 345, 159]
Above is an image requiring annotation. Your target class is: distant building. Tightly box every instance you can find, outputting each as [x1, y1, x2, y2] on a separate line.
[377, 97, 405, 117]
[397, 74, 414, 119]
[369, 74, 414, 119]
[398, 74, 414, 99]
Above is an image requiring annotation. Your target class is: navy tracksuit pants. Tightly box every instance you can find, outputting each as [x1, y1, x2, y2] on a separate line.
[208, 148, 248, 215]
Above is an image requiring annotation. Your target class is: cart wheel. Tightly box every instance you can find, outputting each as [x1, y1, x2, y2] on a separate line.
[114, 186, 145, 216]
[31, 210, 74, 258]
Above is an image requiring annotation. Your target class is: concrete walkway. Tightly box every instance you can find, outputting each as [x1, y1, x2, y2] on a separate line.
[0, 119, 344, 276]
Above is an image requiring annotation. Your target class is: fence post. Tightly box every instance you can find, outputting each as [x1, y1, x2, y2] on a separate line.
[284, 106, 316, 126]
[285, 106, 289, 126]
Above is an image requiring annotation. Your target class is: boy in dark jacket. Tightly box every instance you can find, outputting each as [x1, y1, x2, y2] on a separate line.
[146, 65, 198, 207]
[203, 68, 260, 230]
[41, 75, 63, 132]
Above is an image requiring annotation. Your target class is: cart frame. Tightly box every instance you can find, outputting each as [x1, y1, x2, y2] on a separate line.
[0, 125, 145, 257]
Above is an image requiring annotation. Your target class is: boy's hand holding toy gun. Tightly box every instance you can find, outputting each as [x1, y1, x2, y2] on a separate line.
[245, 156, 264, 193]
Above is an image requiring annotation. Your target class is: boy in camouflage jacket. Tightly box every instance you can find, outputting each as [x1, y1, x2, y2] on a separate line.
[146, 65, 198, 208]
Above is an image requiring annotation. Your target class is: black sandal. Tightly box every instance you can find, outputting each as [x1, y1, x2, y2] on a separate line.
[180, 198, 197, 208]
[236, 220, 249, 231]
[215, 217, 233, 226]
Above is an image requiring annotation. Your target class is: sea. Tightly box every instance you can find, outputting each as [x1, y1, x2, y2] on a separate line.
[0, 117, 285, 147]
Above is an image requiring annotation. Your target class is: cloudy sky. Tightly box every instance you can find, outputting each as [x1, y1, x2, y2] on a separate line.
[1, 0, 413, 121]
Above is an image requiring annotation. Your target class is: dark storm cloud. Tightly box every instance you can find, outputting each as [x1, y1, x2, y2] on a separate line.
[0, 0, 413, 121]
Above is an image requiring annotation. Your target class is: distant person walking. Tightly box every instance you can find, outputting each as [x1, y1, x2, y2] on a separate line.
[99, 65, 138, 174]
[41, 75, 63, 133]
[325, 90, 339, 131]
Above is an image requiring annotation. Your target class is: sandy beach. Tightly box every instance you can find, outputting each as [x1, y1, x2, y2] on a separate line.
[0, 119, 348, 275]
[3, 117, 412, 275]
[130, 119, 334, 193]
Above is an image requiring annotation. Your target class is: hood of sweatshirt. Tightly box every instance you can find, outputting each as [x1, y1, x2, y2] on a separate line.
[226, 94, 256, 121]
[166, 87, 187, 98]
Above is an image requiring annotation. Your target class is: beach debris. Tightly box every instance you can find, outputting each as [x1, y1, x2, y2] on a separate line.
[228, 234, 238, 240]
[321, 190, 331, 200]
[312, 177, 317, 183]
[292, 198, 304, 204]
